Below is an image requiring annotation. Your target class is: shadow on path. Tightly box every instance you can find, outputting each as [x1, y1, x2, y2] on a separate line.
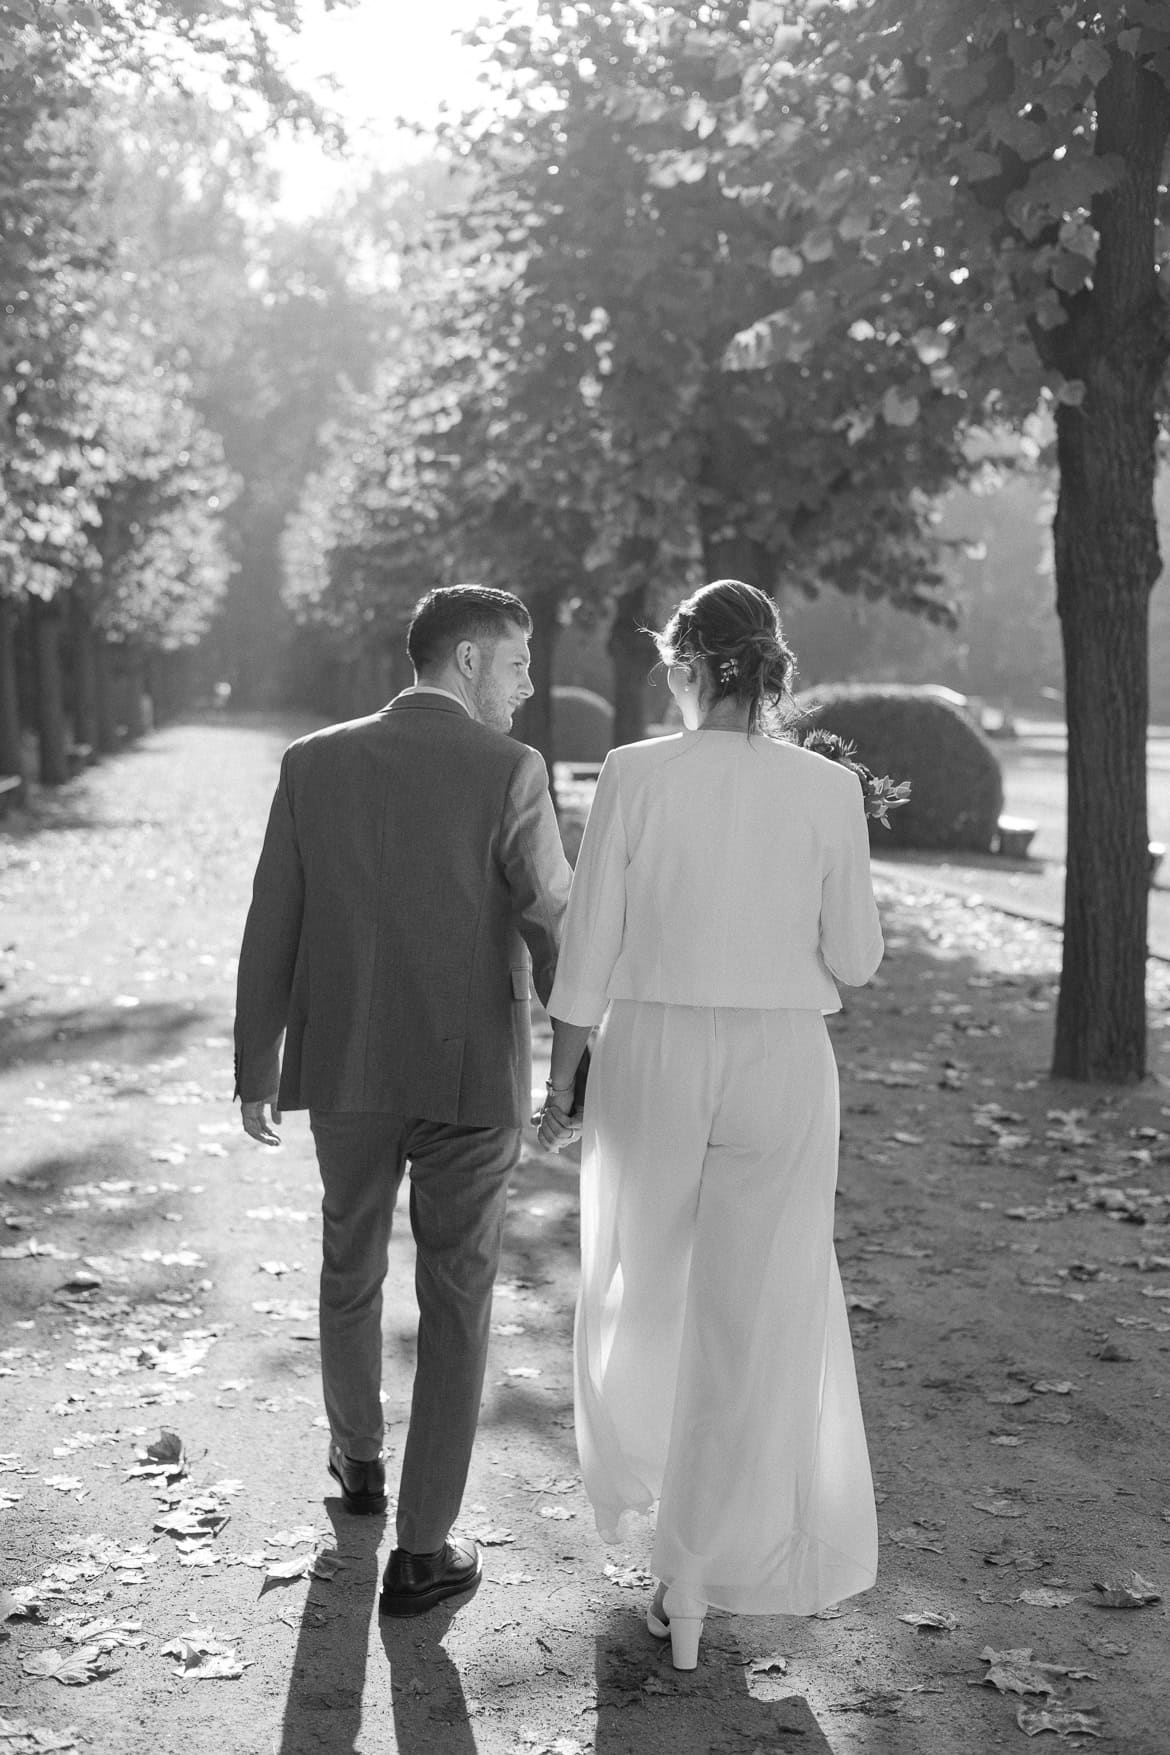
[379, 1599, 480, 1754]
[593, 1609, 835, 1754]
[277, 1501, 384, 1755]
[0, 998, 212, 1071]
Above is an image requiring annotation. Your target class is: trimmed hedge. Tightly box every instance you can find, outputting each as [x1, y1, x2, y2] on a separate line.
[552, 685, 614, 763]
[796, 684, 1004, 853]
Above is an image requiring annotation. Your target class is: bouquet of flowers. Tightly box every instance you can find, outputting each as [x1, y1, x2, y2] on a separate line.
[799, 729, 911, 830]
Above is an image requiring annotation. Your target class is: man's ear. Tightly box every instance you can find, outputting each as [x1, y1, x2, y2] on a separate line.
[454, 639, 477, 677]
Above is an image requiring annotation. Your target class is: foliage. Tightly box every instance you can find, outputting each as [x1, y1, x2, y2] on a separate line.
[712, 1, 1170, 450]
[441, 0, 972, 619]
[83, 315, 237, 649]
[797, 686, 1004, 853]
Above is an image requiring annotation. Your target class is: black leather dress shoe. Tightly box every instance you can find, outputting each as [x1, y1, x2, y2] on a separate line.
[327, 1442, 387, 1515]
[379, 1536, 482, 1616]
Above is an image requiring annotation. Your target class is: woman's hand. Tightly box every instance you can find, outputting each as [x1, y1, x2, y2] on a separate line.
[535, 1086, 583, 1152]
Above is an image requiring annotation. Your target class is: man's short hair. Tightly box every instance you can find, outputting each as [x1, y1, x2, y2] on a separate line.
[407, 585, 532, 673]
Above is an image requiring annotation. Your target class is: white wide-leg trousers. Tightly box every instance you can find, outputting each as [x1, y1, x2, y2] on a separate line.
[574, 1001, 877, 1616]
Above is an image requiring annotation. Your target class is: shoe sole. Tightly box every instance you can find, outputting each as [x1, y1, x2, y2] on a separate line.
[327, 1458, 387, 1516]
[378, 1562, 482, 1618]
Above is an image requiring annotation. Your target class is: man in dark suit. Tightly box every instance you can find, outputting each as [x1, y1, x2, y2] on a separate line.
[234, 585, 573, 1615]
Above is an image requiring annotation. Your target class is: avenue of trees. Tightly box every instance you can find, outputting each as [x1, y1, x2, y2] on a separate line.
[286, 1, 1170, 1085]
[5, 1, 1170, 1084]
[0, 0, 380, 779]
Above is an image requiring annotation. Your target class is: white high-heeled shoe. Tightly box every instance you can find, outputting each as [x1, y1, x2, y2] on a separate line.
[646, 1581, 669, 1639]
[662, 1584, 706, 1670]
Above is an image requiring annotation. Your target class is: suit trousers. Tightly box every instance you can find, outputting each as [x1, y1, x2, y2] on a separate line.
[309, 1111, 520, 1553]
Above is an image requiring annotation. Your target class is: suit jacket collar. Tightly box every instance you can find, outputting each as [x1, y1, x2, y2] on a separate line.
[384, 692, 471, 719]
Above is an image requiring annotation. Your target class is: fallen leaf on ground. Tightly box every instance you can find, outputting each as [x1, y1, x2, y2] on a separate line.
[1091, 1572, 1161, 1608]
[887, 1525, 945, 1553]
[976, 1648, 1056, 1698]
[265, 1527, 321, 1548]
[0, 1718, 80, 1753]
[898, 1610, 958, 1631]
[538, 1506, 574, 1520]
[973, 1498, 1026, 1518]
[466, 1525, 515, 1547]
[125, 1429, 186, 1481]
[1016, 1702, 1102, 1739]
[747, 1653, 789, 1676]
[1018, 1587, 1078, 1608]
[1031, 1381, 1073, 1395]
[603, 1563, 654, 1590]
[21, 1644, 115, 1685]
[160, 1633, 252, 1680]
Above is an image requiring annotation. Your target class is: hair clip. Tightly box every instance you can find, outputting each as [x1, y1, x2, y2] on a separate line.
[717, 658, 738, 685]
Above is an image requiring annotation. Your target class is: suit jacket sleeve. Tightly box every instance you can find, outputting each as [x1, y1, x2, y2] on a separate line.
[499, 746, 572, 1008]
[818, 772, 884, 988]
[233, 750, 305, 1101]
[546, 750, 627, 1026]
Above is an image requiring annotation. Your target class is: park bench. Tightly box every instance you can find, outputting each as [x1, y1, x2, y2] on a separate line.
[0, 773, 25, 818]
[996, 815, 1037, 858]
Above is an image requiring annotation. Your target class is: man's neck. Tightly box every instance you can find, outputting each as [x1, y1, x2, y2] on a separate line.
[410, 674, 476, 719]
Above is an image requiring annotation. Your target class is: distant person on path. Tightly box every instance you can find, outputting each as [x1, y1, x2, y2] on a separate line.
[536, 579, 884, 1670]
[234, 585, 572, 1616]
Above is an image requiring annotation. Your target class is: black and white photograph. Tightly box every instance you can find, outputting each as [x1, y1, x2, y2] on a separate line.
[2, 3, 1169, 1751]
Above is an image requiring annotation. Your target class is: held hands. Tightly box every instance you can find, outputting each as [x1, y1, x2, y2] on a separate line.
[242, 1097, 282, 1147]
[534, 1082, 583, 1153]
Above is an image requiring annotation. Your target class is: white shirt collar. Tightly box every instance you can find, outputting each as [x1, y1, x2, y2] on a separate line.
[401, 683, 471, 717]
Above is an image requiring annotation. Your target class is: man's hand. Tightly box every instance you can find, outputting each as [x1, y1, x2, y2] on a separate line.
[242, 1098, 282, 1147]
[535, 1100, 582, 1153]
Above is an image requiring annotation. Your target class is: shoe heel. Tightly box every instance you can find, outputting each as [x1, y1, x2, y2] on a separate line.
[663, 1586, 704, 1670]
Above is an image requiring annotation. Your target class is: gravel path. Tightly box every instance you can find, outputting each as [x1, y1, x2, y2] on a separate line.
[2, 718, 1168, 1755]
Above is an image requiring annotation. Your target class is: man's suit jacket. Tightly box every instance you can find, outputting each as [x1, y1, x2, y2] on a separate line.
[233, 694, 572, 1128]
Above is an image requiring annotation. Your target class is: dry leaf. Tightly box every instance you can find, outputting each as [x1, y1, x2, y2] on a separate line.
[263, 1552, 313, 1582]
[1016, 1703, 1102, 1739]
[604, 1563, 654, 1590]
[1018, 1588, 1078, 1608]
[160, 1633, 252, 1680]
[977, 1647, 1056, 1698]
[266, 1526, 322, 1548]
[0, 1716, 81, 1753]
[1091, 1572, 1161, 1609]
[21, 1644, 115, 1685]
[899, 1610, 958, 1632]
[887, 1525, 945, 1553]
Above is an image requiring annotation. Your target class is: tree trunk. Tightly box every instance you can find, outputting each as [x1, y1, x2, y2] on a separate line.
[93, 639, 120, 753]
[0, 597, 24, 776]
[1048, 55, 1170, 1082]
[608, 543, 657, 747]
[71, 589, 99, 752]
[32, 598, 70, 786]
[122, 647, 152, 740]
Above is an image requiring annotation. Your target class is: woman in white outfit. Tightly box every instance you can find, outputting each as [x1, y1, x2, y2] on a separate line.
[536, 580, 884, 1670]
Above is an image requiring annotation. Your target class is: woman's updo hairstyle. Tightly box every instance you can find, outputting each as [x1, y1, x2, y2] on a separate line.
[654, 579, 796, 736]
